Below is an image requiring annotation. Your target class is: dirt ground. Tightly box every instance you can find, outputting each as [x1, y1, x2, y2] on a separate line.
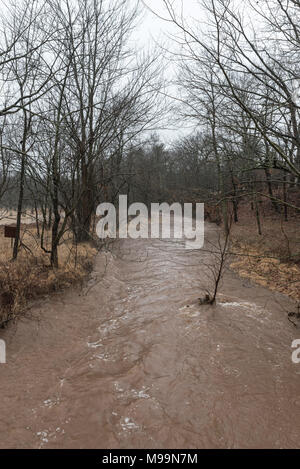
[230, 202, 300, 303]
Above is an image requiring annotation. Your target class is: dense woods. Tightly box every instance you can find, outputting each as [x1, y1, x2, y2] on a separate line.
[0, 0, 162, 266]
[0, 0, 299, 324]
[1, 1, 300, 452]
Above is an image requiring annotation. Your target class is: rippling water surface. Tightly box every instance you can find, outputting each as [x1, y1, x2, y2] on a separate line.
[0, 223, 299, 448]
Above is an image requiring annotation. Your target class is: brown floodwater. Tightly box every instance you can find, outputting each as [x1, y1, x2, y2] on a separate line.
[0, 222, 299, 449]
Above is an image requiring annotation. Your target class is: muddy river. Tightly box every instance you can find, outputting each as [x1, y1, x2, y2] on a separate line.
[0, 223, 299, 448]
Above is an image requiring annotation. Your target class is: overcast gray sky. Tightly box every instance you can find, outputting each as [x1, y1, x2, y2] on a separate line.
[134, 0, 206, 144]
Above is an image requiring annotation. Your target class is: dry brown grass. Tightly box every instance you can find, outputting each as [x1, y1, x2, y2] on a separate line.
[0, 224, 97, 327]
[229, 202, 300, 302]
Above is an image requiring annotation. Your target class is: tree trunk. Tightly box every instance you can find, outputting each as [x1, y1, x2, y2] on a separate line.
[254, 192, 262, 236]
[264, 167, 279, 212]
[283, 172, 288, 221]
[34, 200, 40, 238]
[13, 153, 26, 260]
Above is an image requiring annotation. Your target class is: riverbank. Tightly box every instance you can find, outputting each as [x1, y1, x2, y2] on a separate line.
[0, 223, 298, 448]
[229, 205, 300, 303]
[0, 225, 97, 327]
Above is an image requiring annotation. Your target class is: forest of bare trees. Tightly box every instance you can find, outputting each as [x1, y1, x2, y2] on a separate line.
[0, 0, 299, 322]
[147, 0, 300, 229]
[0, 0, 163, 267]
[1, 0, 300, 452]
